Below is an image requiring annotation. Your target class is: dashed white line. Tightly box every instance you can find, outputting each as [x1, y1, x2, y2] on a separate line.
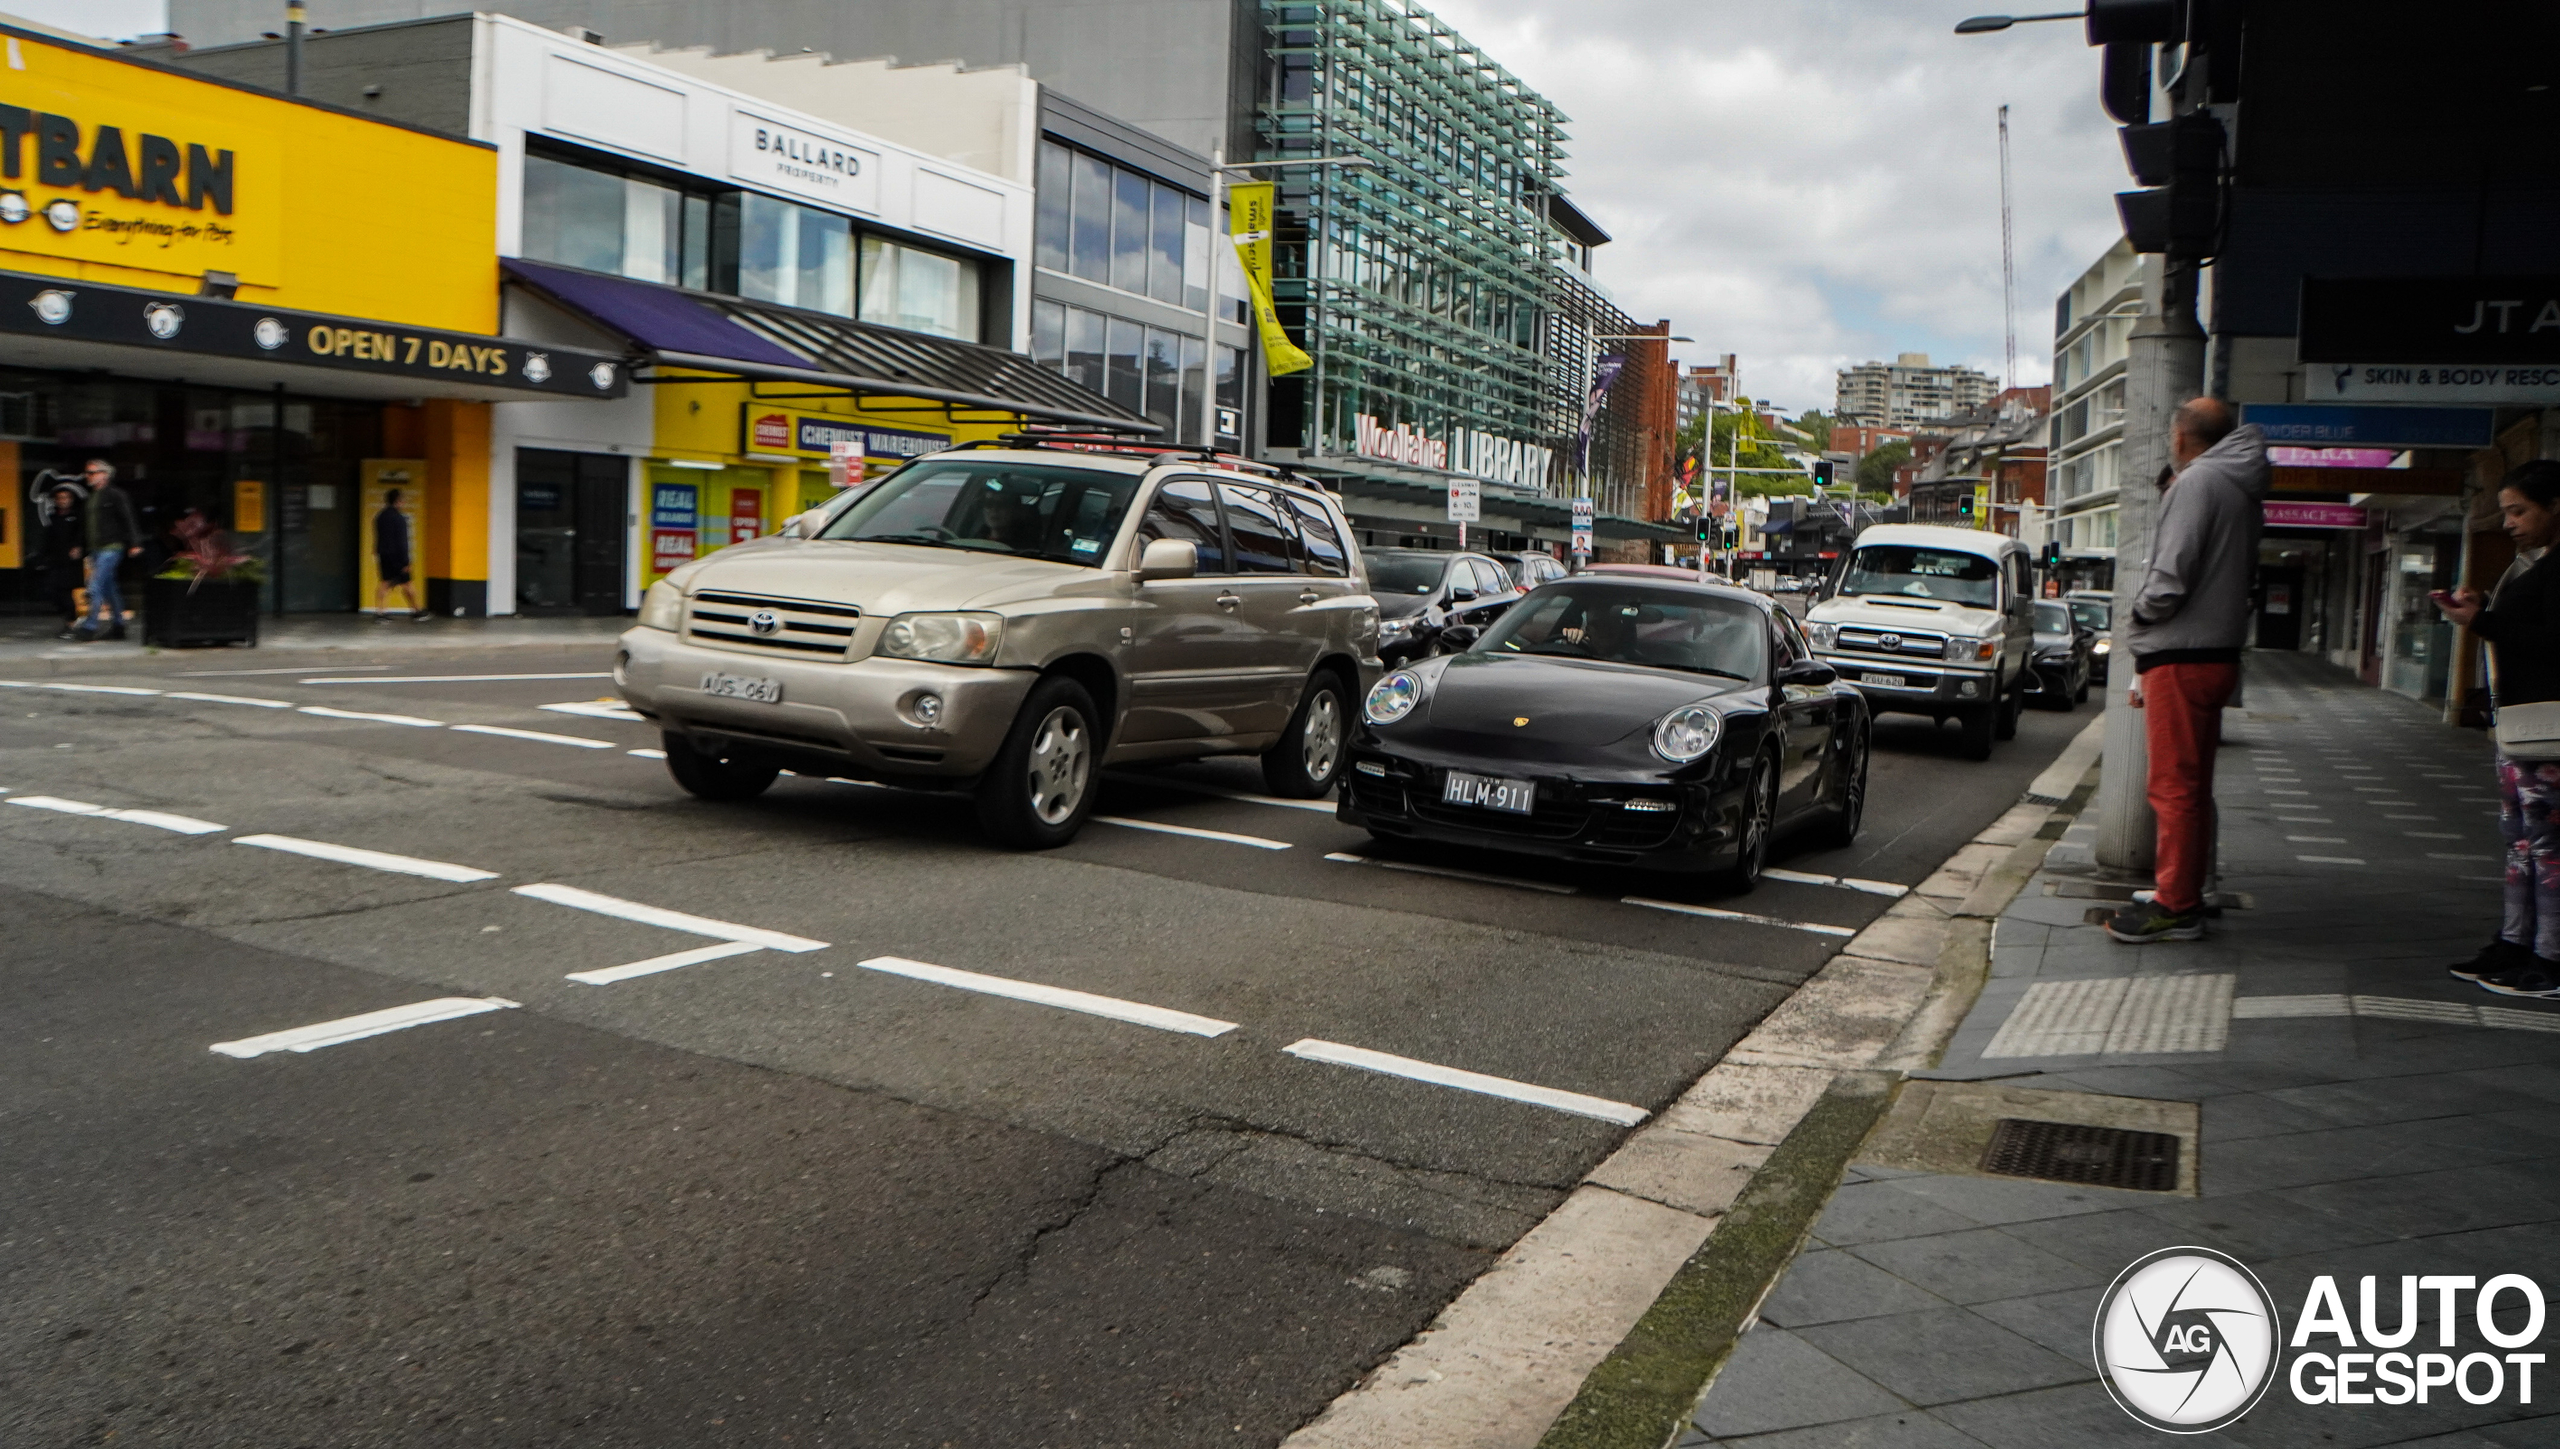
[165, 691, 295, 708]
[7, 795, 227, 834]
[541, 700, 646, 722]
[1324, 851, 1577, 894]
[2286, 835, 2347, 843]
[2429, 853, 2497, 861]
[567, 941, 762, 986]
[2296, 855, 2367, 865]
[211, 996, 519, 1058]
[233, 833, 499, 882]
[856, 954, 1238, 1037]
[2404, 831, 2462, 839]
[1103, 770, 1338, 813]
[299, 672, 616, 684]
[511, 883, 828, 952]
[451, 724, 614, 749]
[1281, 1039, 1649, 1126]
[1760, 867, 1909, 898]
[630, 748, 668, 759]
[296, 705, 445, 728]
[43, 682, 162, 696]
[1091, 815, 1292, 850]
[1620, 896, 1859, 937]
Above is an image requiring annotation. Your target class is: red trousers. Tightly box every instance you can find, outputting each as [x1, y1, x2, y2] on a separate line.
[2143, 661, 2237, 915]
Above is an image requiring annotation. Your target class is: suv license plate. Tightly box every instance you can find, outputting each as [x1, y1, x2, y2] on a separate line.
[700, 671, 782, 704]
[1443, 770, 1535, 814]
[1864, 673, 1906, 688]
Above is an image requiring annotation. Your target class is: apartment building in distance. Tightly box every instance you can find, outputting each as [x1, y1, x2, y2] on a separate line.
[1834, 353, 1997, 431]
[2046, 238, 2146, 570]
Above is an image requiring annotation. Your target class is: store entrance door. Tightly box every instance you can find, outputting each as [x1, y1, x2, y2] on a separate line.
[517, 449, 627, 616]
[2255, 565, 2304, 651]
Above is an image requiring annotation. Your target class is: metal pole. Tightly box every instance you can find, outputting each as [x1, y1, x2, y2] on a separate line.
[2093, 257, 2205, 875]
[286, 2, 305, 95]
[1199, 147, 1223, 454]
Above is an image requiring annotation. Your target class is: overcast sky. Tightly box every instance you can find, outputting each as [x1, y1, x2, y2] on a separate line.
[23, 0, 2129, 415]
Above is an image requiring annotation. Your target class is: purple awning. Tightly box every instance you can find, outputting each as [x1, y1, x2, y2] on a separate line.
[503, 258, 806, 369]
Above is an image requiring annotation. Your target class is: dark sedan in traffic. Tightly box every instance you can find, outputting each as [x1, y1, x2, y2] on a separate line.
[1363, 548, 1527, 664]
[1339, 576, 1872, 888]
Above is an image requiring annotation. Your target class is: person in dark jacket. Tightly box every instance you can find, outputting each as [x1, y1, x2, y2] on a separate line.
[2438, 459, 2560, 996]
[36, 485, 84, 637]
[372, 487, 425, 621]
[74, 460, 140, 643]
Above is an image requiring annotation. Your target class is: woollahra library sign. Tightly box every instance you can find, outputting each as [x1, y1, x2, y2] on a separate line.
[1353, 414, 1552, 491]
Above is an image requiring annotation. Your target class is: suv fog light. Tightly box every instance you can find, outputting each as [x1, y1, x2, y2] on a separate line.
[910, 692, 945, 726]
[1959, 679, 1981, 698]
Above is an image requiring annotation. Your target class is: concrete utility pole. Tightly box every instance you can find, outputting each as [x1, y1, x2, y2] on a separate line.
[2091, 256, 2204, 873]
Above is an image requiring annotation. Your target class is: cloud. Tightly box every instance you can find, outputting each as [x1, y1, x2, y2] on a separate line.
[1425, 0, 2129, 413]
[7, 0, 170, 41]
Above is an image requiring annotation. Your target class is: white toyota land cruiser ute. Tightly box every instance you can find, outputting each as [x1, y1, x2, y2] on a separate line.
[1802, 523, 2036, 760]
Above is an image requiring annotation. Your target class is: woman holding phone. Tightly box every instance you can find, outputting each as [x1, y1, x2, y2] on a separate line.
[2436, 460, 2560, 996]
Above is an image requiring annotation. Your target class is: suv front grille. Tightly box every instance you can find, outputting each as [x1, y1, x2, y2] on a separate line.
[686, 591, 862, 658]
[1835, 625, 1948, 660]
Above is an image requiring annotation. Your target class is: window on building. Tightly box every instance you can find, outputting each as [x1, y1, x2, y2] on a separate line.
[1105, 317, 1145, 415]
[1031, 299, 1065, 371]
[1035, 142, 1071, 274]
[737, 192, 853, 317]
[1065, 307, 1107, 398]
[1038, 139, 1212, 311]
[521, 151, 706, 288]
[1024, 301, 1219, 444]
[1111, 169, 1151, 294]
[1070, 150, 1113, 284]
[859, 235, 977, 340]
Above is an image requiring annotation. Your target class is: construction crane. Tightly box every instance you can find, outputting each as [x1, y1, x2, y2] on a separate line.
[1998, 103, 2017, 393]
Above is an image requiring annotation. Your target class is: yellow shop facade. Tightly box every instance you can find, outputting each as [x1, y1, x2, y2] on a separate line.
[0, 22, 624, 618]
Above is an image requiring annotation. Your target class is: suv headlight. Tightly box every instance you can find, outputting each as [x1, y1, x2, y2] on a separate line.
[1365, 670, 1424, 724]
[878, 612, 1004, 664]
[1943, 635, 1997, 663]
[1807, 621, 1838, 650]
[1377, 615, 1415, 639]
[637, 579, 684, 631]
[1652, 705, 1723, 763]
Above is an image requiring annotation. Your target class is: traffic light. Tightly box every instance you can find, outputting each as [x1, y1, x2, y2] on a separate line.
[1693, 510, 1712, 543]
[2116, 112, 2224, 259]
[1957, 491, 1976, 521]
[1812, 459, 1835, 489]
[2042, 540, 2064, 570]
[2087, 0, 2233, 261]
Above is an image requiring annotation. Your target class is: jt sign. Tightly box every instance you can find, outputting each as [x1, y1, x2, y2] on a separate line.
[2299, 276, 2560, 365]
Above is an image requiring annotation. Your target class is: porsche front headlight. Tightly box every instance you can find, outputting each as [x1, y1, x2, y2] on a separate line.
[1652, 705, 1723, 763]
[1365, 670, 1424, 724]
[637, 579, 685, 631]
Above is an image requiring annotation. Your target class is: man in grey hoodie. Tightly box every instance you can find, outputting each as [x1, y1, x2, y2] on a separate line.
[2106, 398, 2268, 943]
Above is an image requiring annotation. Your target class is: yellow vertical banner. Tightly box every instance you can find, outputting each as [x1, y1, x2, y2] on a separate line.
[232, 478, 266, 532]
[1227, 182, 1313, 377]
[360, 459, 428, 613]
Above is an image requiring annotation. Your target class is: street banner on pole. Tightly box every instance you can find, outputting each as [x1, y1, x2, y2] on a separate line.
[1227, 183, 1312, 377]
[1572, 353, 1626, 474]
[1570, 496, 1594, 556]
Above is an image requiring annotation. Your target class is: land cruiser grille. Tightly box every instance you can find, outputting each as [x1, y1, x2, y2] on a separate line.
[1835, 625, 1948, 660]
[686, 591, 861, 658]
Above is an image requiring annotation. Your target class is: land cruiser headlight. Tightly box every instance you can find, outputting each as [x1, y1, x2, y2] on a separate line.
[1944, 635, 1997, 662]
[1652, 705, 1723, 764]
[1365, 670, 1424, 724]
[879, 612, 1004, 664]
[637, 579, 684, 632]
[1807, 621, 1838, 650]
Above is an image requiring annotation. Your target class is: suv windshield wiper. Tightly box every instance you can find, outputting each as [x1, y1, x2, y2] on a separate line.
[854, 532, 971, 550]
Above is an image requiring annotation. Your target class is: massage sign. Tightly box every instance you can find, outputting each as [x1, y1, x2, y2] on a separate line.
[0, 101, 275, 277]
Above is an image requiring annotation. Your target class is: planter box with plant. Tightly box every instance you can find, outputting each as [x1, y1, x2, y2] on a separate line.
[146, 517, 264, 648]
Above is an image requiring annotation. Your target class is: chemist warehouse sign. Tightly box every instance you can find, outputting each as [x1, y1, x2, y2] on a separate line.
[2090, 1247, 2549, 1434]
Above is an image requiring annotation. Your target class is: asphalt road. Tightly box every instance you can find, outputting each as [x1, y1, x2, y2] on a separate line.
[0, 640, 2082, 1447]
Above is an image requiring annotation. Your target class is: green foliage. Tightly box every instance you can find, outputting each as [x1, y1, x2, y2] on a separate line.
[1792, 409, 1835, 453]
[1856, 440, 1912, 493]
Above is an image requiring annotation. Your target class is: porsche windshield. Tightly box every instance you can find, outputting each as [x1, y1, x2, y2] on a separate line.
[1474, 585, 1766, 682]
[818, 460, 1139, 566]
[1839, 545, 2000, 607]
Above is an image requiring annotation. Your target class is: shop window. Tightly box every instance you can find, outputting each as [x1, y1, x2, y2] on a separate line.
[737, 193, 853, 317]
[858, 236, 978, 341]
[521, 151, 706, 288]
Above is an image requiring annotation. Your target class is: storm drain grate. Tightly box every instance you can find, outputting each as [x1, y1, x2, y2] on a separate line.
[1980, 1118, 2180, 1192]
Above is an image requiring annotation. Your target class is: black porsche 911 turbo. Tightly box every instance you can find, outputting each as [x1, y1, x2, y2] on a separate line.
[1339, 575, 1872, 888]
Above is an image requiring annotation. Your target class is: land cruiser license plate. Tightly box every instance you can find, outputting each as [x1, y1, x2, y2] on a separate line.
[1863, 673, 1907, 688]
[1443, 770, 1535, 814]
[700, 671, 782, 704]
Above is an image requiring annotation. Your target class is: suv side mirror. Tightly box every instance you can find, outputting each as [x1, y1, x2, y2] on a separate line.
[1137, 537, 1197, 582]
[1447, 586, 1478, 604]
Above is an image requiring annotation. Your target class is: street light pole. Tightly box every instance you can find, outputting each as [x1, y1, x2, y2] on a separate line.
[1198, 152, 1373, 458]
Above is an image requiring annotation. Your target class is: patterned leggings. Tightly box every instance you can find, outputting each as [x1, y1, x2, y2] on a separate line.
[2501, 754, 2560, 961]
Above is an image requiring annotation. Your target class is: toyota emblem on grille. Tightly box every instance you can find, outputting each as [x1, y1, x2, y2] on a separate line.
[1879, 632, 1903, 650]
[748, 610, 782, 636]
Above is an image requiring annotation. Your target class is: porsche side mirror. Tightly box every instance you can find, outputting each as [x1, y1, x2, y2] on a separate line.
[1778, 659, 1838, 686]
[1437, 624, 1482, 652]
[1137, 537, 1198, 582]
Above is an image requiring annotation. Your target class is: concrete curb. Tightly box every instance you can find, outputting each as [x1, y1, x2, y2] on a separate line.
[1279, 717, 2106, 1449]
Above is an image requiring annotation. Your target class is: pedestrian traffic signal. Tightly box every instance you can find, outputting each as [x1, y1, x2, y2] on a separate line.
[1694, 511, 1712, 543]
[1812, 460, 1835, 489]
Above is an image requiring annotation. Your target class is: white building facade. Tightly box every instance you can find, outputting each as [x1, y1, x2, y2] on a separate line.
[2046, 240, 2148, 568]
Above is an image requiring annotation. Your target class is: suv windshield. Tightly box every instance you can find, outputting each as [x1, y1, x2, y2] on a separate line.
[2034, 601, 2073, 633]
[2069, 598, 2111, 630]
[1474, 584, 1766, 682]
[818, 460, 1139, 566]
[1366, 553, 1452, 595]
[1839, 545, 2000, 607]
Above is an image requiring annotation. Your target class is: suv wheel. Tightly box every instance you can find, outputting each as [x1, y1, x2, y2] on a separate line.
[1958, 702, 1996, 761]
[1262, 671, 1350, 798]
[976, 676, 1099, 849]
[662, 731, 780, 801]
[1994, 673, 2022, 741]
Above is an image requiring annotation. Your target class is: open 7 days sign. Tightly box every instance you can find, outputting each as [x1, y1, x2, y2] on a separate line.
[2094, 1249, 2547, 1434]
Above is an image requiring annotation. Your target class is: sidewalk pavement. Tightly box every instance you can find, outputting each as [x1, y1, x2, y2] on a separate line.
[1679, 650, 2560, 1447]
[0, 613, 630, 666]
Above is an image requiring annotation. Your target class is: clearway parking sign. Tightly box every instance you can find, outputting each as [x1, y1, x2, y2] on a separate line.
[1447, 479, 1481, 523]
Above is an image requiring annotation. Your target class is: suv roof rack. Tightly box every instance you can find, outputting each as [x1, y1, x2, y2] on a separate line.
[946, 431, 1327, 489]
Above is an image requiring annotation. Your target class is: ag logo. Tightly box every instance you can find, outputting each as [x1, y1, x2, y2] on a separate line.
[2095, 1247, 2280, 1433]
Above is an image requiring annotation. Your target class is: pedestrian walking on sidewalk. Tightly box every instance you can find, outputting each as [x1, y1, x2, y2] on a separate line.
[37, 485, 86, 638]
[2105, 398, 2267, 944]
[2435, 460, 2560, 996]
[72, 460, 140, 643]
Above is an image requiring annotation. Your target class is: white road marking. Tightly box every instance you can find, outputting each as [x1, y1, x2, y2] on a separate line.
[451, 724, 615, 749]
[1103, 770, 1338, 813]
[1759, 867, 1909, 898]
[165, 691, 295, 708]
[2404, 831, 2462, 839]
[211, 996, 518, 1058]
[1092, 815, 1292, 850]
[2297, 854, 2367, 865]
[541, 700, 646, 722]
[511, 883, 827, 952]
[183, 664, 390, 676]
[44, 682, 162, 695]
[299, 672, 616, 684]
[856, 955, 1238, 1037]
[630, 748, 668, 759]
[296, 705, 445, 727]
[567, 940, 763, 985]
[2429, 853, 2496, 861]
[7, 796, 227, 834]
[233, 833, 499, 882]
[1620, 896, 1859, 937]
[1282, 1039, 1648, 1126]
[2286, 835, 2347, 843]
[1322, 851, 1577, 894]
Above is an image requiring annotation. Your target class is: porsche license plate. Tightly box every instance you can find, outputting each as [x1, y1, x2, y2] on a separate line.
[1863, 673, 1907, 688]
[700, 671, 782, 704]
[1442, 770, 1535, 814]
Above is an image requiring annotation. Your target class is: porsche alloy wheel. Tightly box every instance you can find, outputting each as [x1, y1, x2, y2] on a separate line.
[1818, 720, 1868, 848]
[1725, 756, 1777, 892]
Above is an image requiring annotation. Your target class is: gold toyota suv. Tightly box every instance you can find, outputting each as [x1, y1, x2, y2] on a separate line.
[616, 445, 1382, 847]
